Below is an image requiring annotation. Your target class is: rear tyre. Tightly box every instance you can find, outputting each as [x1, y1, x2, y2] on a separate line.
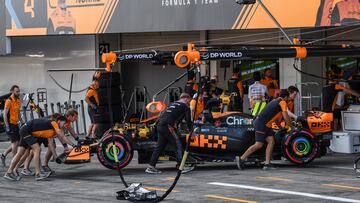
[282, 129, 319, 165]
[97, 131, 133, 170]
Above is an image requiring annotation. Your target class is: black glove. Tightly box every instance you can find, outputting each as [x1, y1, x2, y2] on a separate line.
[77, 138, 84, 145]
[55, 157, 62, 164]
[73, 142, 82, 149]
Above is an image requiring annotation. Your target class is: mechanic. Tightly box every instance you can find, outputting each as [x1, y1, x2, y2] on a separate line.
[190, 90, 206, 122]
[145, 93, 192, 174]
[1, 85, 21, 168]
[85, 78, 100, 140]
[228, 67, 244, 112]
[4, 115, 76, 181]
[260, 68, 279, 100]
[248, 71, 268, 115]
[41, 109, 80, 174]
[236, 89, 293, 170]
[184, 70, 199, 97]
[286, 86, 299, 114]
[322, 78, 360, 130]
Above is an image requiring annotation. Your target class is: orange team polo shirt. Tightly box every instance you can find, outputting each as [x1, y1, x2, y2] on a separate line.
[265, 100, 288, 128]
[260, 77, 278, 98]
[190, 99, 204, 120]
[85, 85, 100, 106]
[32, 121, 60, 139]
[4, 96, 21, 125]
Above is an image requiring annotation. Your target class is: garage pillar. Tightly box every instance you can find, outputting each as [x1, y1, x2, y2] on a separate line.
[278, 29, 302, 115]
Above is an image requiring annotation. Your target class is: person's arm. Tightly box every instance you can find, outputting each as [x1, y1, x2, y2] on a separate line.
[237, 81, 244, 99]
[342, 86, 360, 98]
[66, 124, 79, 140]
[48, 137, 57, 159]
[287, 108, 298, 120]
[280, 101, 292, 127]
[55, 129, 75, 147]
[3, 100, 10, 131]
[85, 90, 97, 109]
[190, 100, 196, 121]
[3, 107, 9, 127]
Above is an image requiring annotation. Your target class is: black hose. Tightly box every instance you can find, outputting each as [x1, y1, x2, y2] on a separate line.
[292, 59, 360, 83]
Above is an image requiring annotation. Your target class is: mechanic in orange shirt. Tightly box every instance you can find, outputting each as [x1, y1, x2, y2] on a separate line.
[260, 68, 279, 100]
[85, 78, 100, 140]
[228, 67, 244, 112]
[190, 90, 207, 122]
[4, 116, 76, 181]
[1, 85, 21, 168]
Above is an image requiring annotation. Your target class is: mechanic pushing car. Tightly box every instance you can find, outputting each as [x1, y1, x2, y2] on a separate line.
[236, 89, 293, 170]
[1, 85, 21, 168]
[42, 109, 81, 174]
[4, 115, 77, 181]
[145, 93, 193, 174]
[228, 66, 244, 112]
[85, 77, 100, 140]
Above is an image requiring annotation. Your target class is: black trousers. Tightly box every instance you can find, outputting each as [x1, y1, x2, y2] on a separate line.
[149, 124, 183, 167]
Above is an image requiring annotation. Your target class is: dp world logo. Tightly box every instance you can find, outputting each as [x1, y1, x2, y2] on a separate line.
[119, 54, 125, 61]
[201, 53, 210, 60]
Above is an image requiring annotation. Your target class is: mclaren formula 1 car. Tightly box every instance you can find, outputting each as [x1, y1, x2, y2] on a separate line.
[88, 103, 334, 170]
[56, 109, 333, 170]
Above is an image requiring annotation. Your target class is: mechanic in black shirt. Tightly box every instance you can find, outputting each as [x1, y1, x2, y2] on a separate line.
[236, 89, 293, 170]
[322, 79, 360, 130]
[146, 93, 192, 174]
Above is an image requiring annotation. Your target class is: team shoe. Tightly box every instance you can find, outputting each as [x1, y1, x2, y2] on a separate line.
[21, 168, 35, 176]
[3, 172, 18, 181]
[1, 154, 6, 167]
[235, 156, 245, 170]
[42, 166, 55, 175]
[262, 163, 278, 170]
[35, 171, 51, 181]
[4, 172, 21, 181]
[145, 166, 162, 174]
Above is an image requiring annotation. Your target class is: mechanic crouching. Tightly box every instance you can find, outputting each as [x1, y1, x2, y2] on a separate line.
[146, 93, 193, 174]
[236, 89, 293, 170]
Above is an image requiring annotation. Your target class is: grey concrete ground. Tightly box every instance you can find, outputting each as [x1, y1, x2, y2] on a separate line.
[0, 139, 360, 203]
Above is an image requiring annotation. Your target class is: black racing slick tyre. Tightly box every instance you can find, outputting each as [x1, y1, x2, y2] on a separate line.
[282, 129, 319, 165]
[98, 72, 120, 88]
[97, 131, 133, 170]
[97, 87, 122, 106]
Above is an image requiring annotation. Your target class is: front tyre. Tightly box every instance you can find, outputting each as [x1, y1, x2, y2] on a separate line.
[97, 132, 133, 170]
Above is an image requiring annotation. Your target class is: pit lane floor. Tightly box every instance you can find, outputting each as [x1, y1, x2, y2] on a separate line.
[0, 140, 360, 203]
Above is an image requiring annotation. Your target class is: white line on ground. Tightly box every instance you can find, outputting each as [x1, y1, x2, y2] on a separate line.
[313, 165, 354, 170]
[208, 182, 360, 203]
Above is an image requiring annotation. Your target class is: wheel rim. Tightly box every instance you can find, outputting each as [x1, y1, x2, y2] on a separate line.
[292, 137, 311, 156]
[105, 142, 125, 161]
